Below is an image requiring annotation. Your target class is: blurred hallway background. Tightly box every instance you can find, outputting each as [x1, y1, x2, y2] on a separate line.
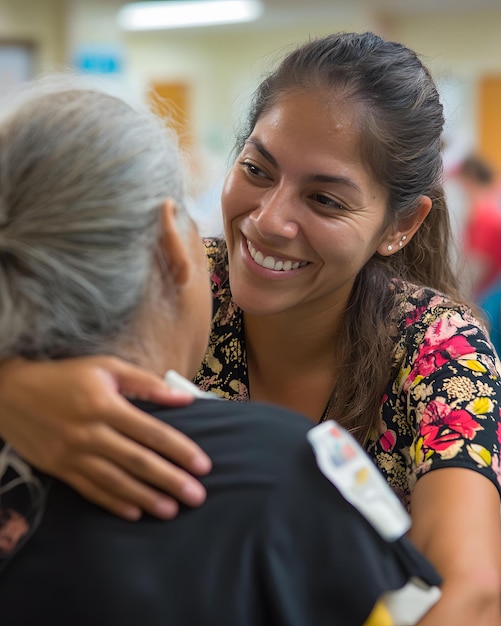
[1, 0, 501, 254]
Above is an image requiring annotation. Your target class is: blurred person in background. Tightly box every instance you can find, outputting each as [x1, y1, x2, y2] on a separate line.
[452, 154, 501, 354]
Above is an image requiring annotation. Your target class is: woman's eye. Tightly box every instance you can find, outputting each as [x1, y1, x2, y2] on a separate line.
[240, 161, 267, 178]
[314, 194, 346, 210]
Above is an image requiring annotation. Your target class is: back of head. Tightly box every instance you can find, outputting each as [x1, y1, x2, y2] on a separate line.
[0, 74, 188, 360]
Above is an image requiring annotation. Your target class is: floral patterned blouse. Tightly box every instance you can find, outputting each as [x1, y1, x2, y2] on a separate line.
[194, 238, 501, 510]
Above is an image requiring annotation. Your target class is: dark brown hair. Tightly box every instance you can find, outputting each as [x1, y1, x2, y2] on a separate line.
[458, 154, 495, 186]
[235, 32, 468, 443]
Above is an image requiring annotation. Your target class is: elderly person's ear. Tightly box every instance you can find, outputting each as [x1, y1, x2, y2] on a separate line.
[158, 199, 191, 286]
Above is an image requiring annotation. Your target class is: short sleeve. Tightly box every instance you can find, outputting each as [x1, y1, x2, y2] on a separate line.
[401, 305, 501, 496]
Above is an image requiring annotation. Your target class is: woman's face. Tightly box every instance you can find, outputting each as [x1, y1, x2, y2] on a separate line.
[221, 90, 392, 319]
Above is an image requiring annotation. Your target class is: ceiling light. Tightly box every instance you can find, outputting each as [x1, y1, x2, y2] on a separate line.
[118, 0, 264, 30]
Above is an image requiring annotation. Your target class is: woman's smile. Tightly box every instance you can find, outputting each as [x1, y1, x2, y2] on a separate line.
[223, 90, 390, 317]
[246, 237, 309, 272]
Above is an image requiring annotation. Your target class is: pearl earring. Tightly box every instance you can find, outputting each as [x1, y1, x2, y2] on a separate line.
[387, 244, 393, 252]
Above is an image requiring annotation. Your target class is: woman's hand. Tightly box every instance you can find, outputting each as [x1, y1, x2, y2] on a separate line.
[0, 357, 212, 521]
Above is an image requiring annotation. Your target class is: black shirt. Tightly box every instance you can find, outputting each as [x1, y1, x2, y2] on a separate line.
[0, 399, 441, 625]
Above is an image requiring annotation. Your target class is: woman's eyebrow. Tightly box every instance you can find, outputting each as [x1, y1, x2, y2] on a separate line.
[244, 139, 277, 166]
[245, 138, 362, 193]
[311, 173, 362, 194]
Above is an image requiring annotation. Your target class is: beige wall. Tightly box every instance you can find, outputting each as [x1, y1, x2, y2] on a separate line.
[1, 0, 500, 223]
[121, 12, 381, 170]
[2, 1, 500, 151]
[0, 0, 67, 72]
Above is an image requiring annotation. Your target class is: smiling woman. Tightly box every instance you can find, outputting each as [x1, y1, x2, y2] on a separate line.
[190, 32, 501, 625]
[0, 32, 501, 626]
[222, 93, 399, 323]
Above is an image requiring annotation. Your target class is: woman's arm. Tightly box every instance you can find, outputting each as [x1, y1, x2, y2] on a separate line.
[0, 357, 212, 521]
[410, 467, 501, 625]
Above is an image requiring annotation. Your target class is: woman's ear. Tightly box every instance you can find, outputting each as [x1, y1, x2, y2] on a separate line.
[157, 199, 191, 286]
[377, 195, 432, 256]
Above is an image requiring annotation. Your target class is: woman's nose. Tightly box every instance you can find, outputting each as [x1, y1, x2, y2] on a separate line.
[250, 187, 300, 240]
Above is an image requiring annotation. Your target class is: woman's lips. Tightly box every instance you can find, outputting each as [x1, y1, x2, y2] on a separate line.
[246, 238, 308, 271]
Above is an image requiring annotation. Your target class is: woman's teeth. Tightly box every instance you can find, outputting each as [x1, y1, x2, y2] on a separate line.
[247, 239, 307, 271]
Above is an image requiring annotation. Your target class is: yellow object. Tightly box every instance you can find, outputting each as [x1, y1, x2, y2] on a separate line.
[362, 600, 394, 626]
[355, 467, 370, 485]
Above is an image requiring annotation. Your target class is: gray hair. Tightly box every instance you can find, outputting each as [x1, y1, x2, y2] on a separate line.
[0, 73, 190, 360]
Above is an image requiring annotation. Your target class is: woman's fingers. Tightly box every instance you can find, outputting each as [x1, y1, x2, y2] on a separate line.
[85, 423, 209, 508]
[0, 355, 213, 519]
[73, 359, 212, 481]
[64, 459, 180, 522]
[96, 356, 194, 407]
[45, 421, 209, 519]
[104, 397, 212, 476]
[68, 358, 213, 477]
[66, 473, 144, 522]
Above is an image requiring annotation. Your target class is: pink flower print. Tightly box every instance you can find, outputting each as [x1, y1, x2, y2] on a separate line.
[379, 428, 397, 453]
[419, 400, 482, 457]
[408, 318, 475, 386]
[496, 418, 501, 445]
[211, 271, 223, 297]
[404, 305, 427, 328]
[492, 453, 501, 485]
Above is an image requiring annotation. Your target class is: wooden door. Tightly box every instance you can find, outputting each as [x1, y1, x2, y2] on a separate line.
[148, 81, 192, 150]
[479, 75, 501, 171]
